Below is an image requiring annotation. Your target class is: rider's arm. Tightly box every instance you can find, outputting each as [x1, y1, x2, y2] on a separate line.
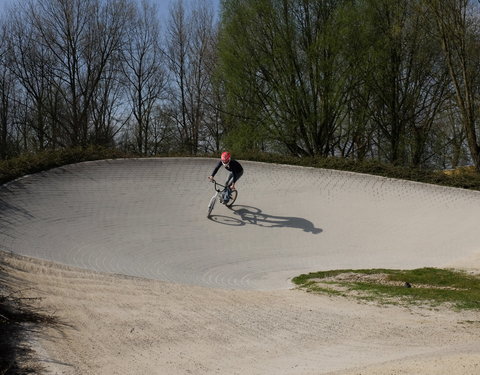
[210, 161, 222, 179]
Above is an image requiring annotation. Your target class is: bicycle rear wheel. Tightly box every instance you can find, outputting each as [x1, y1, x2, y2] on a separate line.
[226, 190, 238, 208]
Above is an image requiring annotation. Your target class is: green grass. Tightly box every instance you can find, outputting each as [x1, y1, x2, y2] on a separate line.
[293, 268, 480, 310]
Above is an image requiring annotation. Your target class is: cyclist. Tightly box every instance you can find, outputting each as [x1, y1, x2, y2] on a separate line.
[208, 152, 244, 204]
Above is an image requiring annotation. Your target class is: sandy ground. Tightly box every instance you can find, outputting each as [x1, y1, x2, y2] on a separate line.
[3, 252, 480, 375]
[1, 158, 480, 373]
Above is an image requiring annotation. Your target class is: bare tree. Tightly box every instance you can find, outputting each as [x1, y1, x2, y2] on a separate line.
[166, 0, 218, 154]
[25, 0, 131, 148]
[203, 43, 226, 153]
[122, 0, 166, 155]
[5, 4, 59, 150]
[185, 2, 217, 153]
[0, 23, 16, 158]
[90, 55, 127, 147]
[166, 0, 191, 152]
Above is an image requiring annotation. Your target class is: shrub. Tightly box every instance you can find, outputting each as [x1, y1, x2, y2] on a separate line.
[0, 147, 130, 185]
[2, 148, 480, 192]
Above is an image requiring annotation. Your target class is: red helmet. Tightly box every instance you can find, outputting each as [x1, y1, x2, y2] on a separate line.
[221, 151, 231, 165]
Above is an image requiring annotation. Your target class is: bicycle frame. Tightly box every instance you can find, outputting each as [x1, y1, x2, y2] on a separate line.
[207, 179, 237, 217]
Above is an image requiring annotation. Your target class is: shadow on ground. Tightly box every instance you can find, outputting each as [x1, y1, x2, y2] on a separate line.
[0, 252, 71, 374]
[209, 205, 322, 234]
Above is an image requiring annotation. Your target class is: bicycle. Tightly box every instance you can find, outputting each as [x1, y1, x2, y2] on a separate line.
[207, 179, 238, 218]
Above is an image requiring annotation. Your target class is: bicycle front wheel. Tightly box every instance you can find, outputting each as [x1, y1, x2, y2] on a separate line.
[207, 194, 217, 217]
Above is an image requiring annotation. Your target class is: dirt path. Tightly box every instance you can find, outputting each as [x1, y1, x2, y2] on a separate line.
[5, 253, 480, 375]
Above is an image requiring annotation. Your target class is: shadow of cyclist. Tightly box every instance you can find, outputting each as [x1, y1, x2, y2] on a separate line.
[231, 205, 322, 234]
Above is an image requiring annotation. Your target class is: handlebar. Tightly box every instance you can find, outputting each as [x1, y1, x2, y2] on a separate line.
[210, 179, 226, 191]
[210, 179, 237, 193]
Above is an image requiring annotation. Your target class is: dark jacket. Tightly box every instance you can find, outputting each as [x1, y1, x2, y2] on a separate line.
[211, 159, 244, 183]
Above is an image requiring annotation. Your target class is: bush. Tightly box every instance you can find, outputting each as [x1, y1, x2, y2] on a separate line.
[0, 147, 130, 185]
[232, 152, 480, 191]
[2, 148, 480, 192]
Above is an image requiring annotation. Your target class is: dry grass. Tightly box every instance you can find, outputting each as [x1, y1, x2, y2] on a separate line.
[0, 258, 61, 375]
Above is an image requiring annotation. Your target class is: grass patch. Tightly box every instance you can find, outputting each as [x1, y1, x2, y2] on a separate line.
[293, 268, 480, 310]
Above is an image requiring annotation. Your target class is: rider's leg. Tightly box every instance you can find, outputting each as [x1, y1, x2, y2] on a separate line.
[223, 171, 243, 204]
[224, 170, 243, 189]
[224, 173, 233, 189]
[223, 173, 234, 203]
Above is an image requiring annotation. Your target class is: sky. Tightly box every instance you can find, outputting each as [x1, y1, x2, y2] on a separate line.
[154, 0, 220, 22]
[0, 0, 220, 22]
[0, 0, 12, 15]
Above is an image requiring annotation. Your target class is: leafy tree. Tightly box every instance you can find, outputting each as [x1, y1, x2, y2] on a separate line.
[352, 0, 448, 166]
[219, 0, 350, 156]
[427, 0, 480, 171]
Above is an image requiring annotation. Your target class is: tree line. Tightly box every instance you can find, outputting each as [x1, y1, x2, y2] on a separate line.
[0, 0, 479, 172]
[0, 0, 221, 159]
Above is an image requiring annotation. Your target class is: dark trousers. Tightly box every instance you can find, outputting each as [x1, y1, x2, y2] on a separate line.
[225, 170, 243, 188]
[223, 171, 243, 201]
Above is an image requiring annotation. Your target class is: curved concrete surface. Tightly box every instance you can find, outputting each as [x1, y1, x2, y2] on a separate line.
[1, 158, 480, 290]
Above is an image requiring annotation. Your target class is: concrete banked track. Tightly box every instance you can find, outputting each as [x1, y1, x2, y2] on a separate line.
[1, 157, 480, 290]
